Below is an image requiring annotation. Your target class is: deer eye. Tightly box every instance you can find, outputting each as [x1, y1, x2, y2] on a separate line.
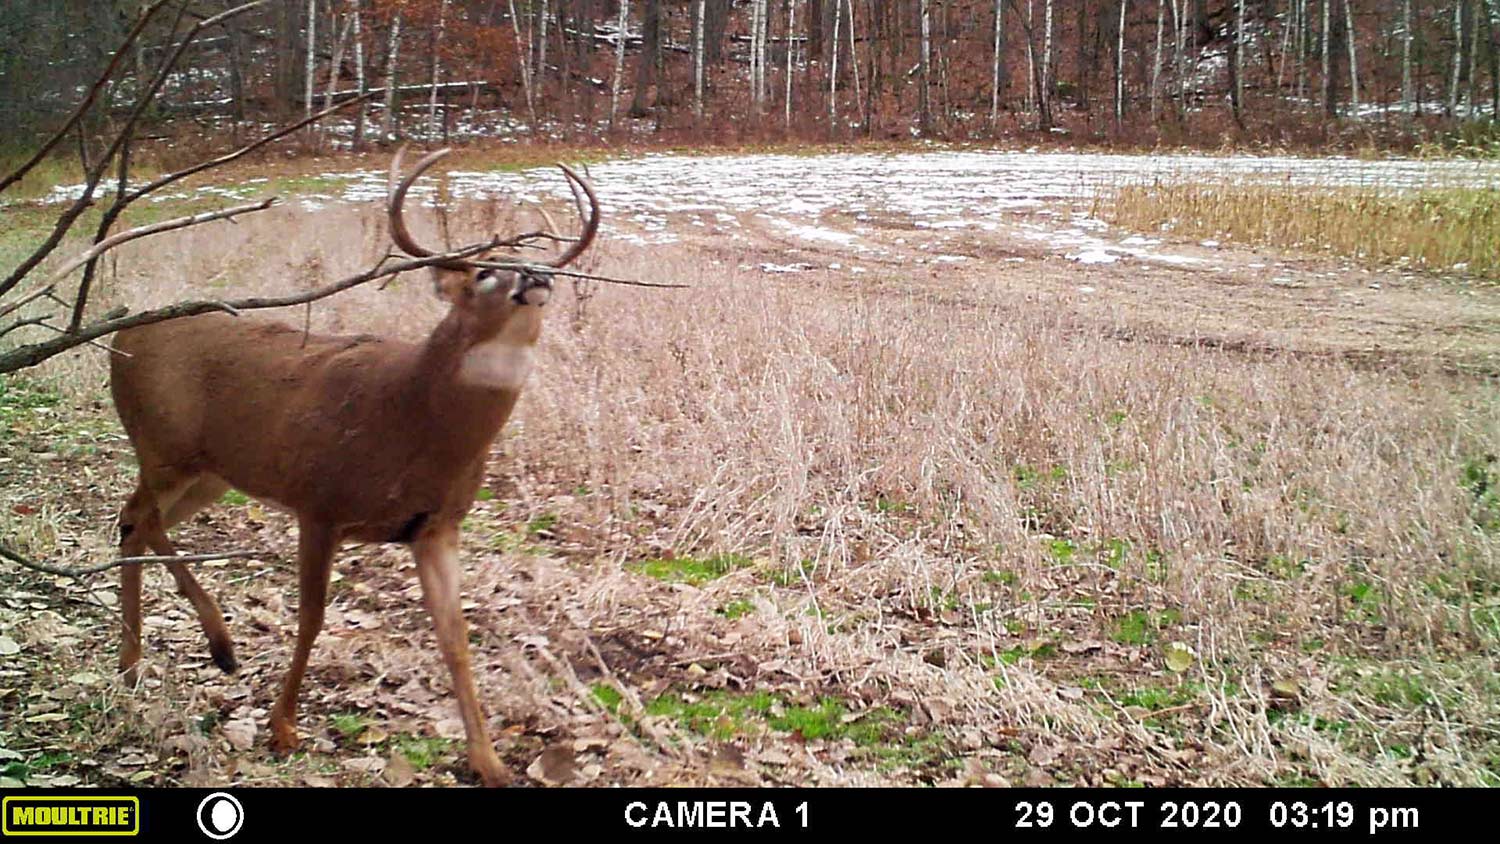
[475, 271, 502, 294]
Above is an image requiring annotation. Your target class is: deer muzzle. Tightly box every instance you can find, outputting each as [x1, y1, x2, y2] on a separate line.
[513, 271, 553, 307]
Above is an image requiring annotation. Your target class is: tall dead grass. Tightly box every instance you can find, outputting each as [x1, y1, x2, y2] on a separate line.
[14, 198, 1500, 786]
[1107, 180, 1500, 279]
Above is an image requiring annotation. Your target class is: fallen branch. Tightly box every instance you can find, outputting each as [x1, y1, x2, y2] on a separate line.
[0, 543, 267, 579]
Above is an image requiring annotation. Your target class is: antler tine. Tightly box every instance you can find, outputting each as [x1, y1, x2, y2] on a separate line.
[388, 146, 469, 269]
[546, 164, 601, 269]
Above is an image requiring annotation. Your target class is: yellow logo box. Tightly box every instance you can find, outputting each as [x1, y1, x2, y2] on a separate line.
[3, 796, 139, 837]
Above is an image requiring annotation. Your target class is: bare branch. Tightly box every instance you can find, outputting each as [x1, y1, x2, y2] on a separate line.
[0, 542, 267, 579]
[0, 242, 501, 375]
[0, 0, 175, 196]
[0, 1, 268, 300]
[36, 199, 277, 301]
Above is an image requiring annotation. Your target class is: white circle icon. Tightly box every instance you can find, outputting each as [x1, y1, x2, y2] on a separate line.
[196, 792, 244, 840]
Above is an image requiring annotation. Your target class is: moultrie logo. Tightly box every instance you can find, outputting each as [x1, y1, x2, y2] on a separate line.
[2, 795, 139, 836]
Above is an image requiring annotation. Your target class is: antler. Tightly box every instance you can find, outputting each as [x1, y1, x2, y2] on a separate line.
[387, 146, 471, 270]
[388, 146, 601, 272]
[545, 164, 600, 269]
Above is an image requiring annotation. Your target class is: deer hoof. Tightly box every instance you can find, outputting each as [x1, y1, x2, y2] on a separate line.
[269, 717, 300, 755]
[470, 752, 510, 788]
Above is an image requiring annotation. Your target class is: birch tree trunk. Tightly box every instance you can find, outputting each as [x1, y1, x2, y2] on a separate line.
[1026, 0, 1037, 113]
[1401, 0, 1412, 112]
[305, 0, 318, 126]
[1449, 0, 1463, 117]
[1151, 0, 1164, 119]
[383, 11, 402, 140]
[991, 0, 1005, 125]
[1466, 0, 1480, 116]
[352, 2, 367, 150]
[609, 0, 629, 129]
[785, 0, 796, 129]
[1116, 0, 1127, 129]
[919, 0, 932, 134]
[428, 0, 447, 140]
[695, 0, 706, 119]
[1232, 0, 1244, 125]
[1041, 0, 1054, 129]
[1343, 0, 1359, 115]
[829, 0, 842, 131]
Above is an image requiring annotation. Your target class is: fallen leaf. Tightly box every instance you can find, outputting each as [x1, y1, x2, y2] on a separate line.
[708, 745, 746, 775]
[1271, 678, 1302, 699]
[221, 720, 257, 751]
[383, 751, 415, 787]
[526, 745, 578, 786]
[434, 718, 465, 740]
[1164, 641, 1196, 673]
[342, 757, 386, 775]
[0, 637, 20, 656]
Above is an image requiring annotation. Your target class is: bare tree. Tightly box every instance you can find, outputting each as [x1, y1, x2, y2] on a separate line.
[1322, 0, 1332, 116]
[830, 0, 843, 131]
[1152, 0, 1165, 119]
[919, 0, 933, 134]
[353, 0, 367, 149]
[429, 0, 449, 139]
[992, 0, 1006, 125]
[610, 0, 629, 129]
[1401, 0, 1413, 112]
[383, 10, 404, 140]
[1344, 0, 1360, 116]
[1040, 0, 1054, 129]
[1116, 0, 1128, 129]
[786, 0, 798, 129]
[305, 0, 319, 125]
[696, 0, 707, 119]
[1449, 0, 1463, 117]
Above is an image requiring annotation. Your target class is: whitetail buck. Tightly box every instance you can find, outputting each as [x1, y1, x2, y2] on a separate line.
[107, 148, 599, 787]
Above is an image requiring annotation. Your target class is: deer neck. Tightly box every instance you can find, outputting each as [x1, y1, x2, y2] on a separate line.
[407, 310, 539, 455]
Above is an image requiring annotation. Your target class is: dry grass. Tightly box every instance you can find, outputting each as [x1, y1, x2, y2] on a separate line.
[1106, 179, 1500, 280]
[3, 195, 1499, 788]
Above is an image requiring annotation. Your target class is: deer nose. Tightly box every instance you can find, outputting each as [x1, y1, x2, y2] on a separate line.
[512, 272, 553, 306]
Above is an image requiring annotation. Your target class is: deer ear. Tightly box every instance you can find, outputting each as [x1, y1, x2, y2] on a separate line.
[430, 267, 471, 303]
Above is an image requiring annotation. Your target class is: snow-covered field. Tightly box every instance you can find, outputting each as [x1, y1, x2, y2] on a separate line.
[39, 149, 1500, 267]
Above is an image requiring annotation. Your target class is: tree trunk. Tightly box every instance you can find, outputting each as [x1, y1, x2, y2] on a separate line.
[785, 0, 797, 129]
[1321, 0, 1333, 116]
[1449, 0, 1463, 117]
[353, 2, 366, 150]
[919, 0, 932, 134]
[1231, 0, 1243, 126]
[1401, 0, 1413, 112]
[1343, 0, 1359, 116]
[1151, 0, 1164, 119]
[609, 0, 628, 129]
[991, 0, 1006, 125]
[383, 11, 402, 140]
[695, 0, 706, 119]
[305, 0, 318, 125]
[1040, 0, 1054, 129]
[275, 0, 299, 118]
[629, 0, 659, 117]
[829, 0, 841, 132]
[1116, 0, 1128, 129]
[428, 0, 448, 139]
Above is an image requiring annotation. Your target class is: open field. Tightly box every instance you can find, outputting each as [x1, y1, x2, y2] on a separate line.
[2, 150, 1499, 788]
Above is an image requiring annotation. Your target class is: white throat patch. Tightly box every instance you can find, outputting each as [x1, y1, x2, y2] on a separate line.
[457, 338, 535, 390]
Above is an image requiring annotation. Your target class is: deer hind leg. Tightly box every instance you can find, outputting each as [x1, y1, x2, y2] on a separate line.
[158, 475, 237, 673]
[411, 527, 509, 787]
[268, 519, 337, 754]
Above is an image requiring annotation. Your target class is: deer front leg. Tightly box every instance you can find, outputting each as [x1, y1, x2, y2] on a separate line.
[412, 527, 509, 787]
[268, 520, 337, 754]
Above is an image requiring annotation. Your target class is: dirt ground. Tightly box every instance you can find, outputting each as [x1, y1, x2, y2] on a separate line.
[2, 181, 1498, 789]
